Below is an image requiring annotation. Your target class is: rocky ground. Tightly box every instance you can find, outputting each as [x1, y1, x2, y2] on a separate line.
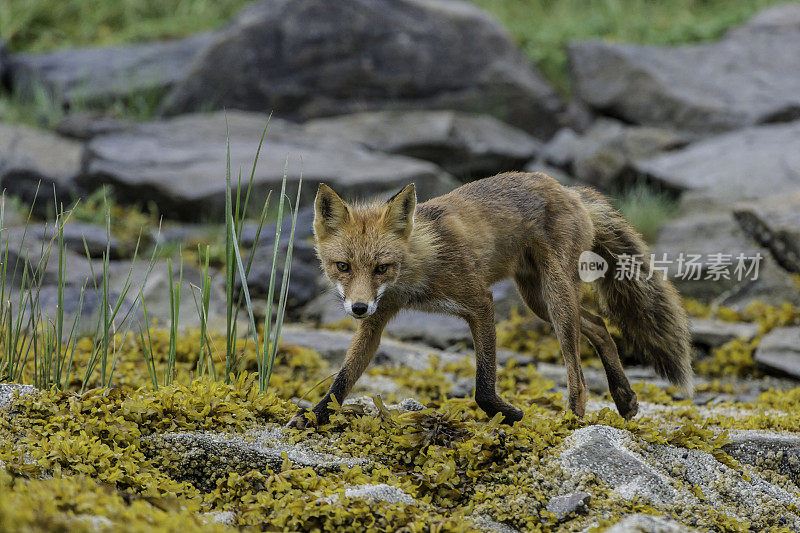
[2, 1, 800, 531]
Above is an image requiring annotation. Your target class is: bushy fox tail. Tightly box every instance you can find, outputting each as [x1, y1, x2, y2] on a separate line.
[574, 186, 694, 395]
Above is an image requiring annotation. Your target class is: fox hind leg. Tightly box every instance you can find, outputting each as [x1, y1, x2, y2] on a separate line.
[580, 308, 638, 419]
[514, 266, 587, 417]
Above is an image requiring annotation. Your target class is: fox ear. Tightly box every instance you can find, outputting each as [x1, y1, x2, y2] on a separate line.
[314, 184, 351, 238]
[382, 183, 416, 238]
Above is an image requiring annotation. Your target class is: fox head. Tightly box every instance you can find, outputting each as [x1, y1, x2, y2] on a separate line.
[313, 183, 416, 319]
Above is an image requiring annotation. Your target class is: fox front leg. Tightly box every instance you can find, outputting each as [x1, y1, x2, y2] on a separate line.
[287, 308, 393, 429]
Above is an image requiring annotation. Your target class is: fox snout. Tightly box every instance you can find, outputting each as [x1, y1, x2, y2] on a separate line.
[336, 278, 383, 318]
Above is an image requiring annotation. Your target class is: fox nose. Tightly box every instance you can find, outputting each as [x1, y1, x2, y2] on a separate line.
[351, 302, 369, 316]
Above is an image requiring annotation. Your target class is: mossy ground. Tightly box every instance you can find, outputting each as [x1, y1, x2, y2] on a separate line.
[1, 299, 800, 531]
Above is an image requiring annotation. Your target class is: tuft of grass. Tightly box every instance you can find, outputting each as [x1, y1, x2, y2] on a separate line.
[613, 182, 678, 243]
[0, 117, 298, 395]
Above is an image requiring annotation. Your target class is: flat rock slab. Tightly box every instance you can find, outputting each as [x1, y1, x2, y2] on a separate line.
[734, 191, 800, 274]
[724, 430, 800, 479]
[0, 123, 83, 209]
[689, 318, 760, 349]
[303, 110, 541, 179]
[279, 324, 463, 368]
[634, 121, 800, 201]
[81, 111, 457, 220]
[755, 326, 800, 379]
[145, 426, 369, 492]
[8, 33, 214, 108]
[160, 0, 563, 138]
[569, 13, 800, 133]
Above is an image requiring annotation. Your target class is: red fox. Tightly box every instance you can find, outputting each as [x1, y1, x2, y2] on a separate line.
[288, 172, 692, 429]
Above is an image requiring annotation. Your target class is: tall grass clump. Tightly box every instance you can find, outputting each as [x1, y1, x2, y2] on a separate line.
[0, 117, 300, 395]
[613, 182, 678, 243]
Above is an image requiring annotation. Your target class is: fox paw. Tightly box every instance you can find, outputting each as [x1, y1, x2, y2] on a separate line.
[612, 387, 639, 420]
[501, 405, 524, 425]
[286, 409, 317, 430]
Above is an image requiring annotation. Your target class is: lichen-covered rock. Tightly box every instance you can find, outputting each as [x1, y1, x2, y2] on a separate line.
[604, 514, 695, 533]
[723, 430, 800, 479]
[560, 426, 678, 505]
[0, 384, 37, 412]
[545, 491, 590, 520]
[144, 426, 370, 491]
[559, 425, 800, 530]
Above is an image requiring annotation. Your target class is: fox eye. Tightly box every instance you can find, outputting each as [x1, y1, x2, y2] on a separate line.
[336, 262, 350, 273]
[374, 264, 390, 275]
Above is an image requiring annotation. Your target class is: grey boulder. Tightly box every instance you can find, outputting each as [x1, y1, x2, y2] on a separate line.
[160, 0, 563, 138]
[541, 119, 688, 190]
[689, 318, 759, 349]
[569, 10, 800, 133]
[734, 191, 800, 274]
[80, 111, 458, 220]
[634, 121, 800, 201]
[0, 123, 83, 211]
[303, 110, 541, 180]
[8, 33, 214, 109]
[755, 327, 800, 379]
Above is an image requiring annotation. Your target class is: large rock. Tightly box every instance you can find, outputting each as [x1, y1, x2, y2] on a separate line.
[689, 318, 759, 349]
[0, 123, 83, 211]
[653, 196, 763, 301]
[7, 33, 214, 108]
[160, 0, 563, 138]
[80, 111, 458, 220]
[569, 10, 800, 134]
[560, 426, 678, 505]
[303, 110, 541, 180]
[559, 425, 800, 528]
[755, 327, 800, 379]
[634, 121, 800, 201]
[726, 3, 800, 38]
[540, 119, 688, 190]
[723, 430, 800, 479]
[734, 191, 800, 274]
